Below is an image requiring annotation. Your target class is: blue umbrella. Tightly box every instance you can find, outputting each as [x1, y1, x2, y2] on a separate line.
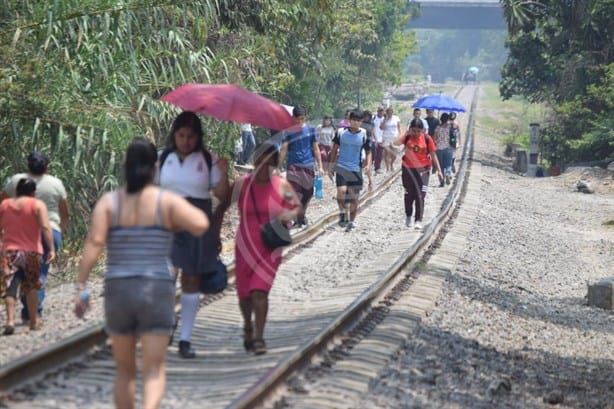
[413, 94, 466, 112]
[468, 66, 479, 74]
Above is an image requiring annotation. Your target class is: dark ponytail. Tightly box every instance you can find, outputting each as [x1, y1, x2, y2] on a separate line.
[16, 178, 36, 197]
[124, 137, 157, 193]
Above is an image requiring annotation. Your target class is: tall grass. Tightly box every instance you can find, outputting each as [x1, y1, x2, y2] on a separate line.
[478, 82, 547, 149]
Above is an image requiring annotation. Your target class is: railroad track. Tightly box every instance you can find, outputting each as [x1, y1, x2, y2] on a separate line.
[1, 85, 478, 408]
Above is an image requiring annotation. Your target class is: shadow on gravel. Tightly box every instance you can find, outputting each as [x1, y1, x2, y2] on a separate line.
[365, 324, 614, 409]
[447, 273, 613, 335]
[190, 309, 343, 348]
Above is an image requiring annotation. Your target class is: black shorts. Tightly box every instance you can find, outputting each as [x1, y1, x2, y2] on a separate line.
[335, 167, 363, 188]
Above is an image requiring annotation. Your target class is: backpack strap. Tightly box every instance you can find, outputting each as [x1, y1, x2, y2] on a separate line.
[201, 148, 213, 173]
[158, 149, 172, 169]
[403, 131, 431, 151]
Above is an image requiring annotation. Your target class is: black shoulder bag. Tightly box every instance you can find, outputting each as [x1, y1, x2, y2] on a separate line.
[249, 179, 292, 250]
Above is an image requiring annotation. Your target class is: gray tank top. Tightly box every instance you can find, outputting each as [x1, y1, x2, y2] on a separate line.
[105, 189, 174, 281]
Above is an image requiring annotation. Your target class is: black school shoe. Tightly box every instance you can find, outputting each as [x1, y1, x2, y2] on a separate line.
[178, 340, 196, 359]
[338, 212, 348, 227]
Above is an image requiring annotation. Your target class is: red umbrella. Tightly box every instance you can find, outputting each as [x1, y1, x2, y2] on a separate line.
[160, 83, 296, 130]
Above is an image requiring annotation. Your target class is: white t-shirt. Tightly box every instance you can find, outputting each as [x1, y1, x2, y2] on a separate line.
[372, 116, 384, 143]
[317, 125, 335, 147]
[158, 151, 221, 199]
[241, 123, 252, 132]
[381, 115, 401, 140]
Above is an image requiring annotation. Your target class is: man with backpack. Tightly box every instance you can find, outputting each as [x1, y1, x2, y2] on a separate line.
[279, 105, 324, 227]
[448, 112, 462, 173]
[328, 109, 372, 232]
[425, 109, 441, 175]
[425, 109, 440, 138]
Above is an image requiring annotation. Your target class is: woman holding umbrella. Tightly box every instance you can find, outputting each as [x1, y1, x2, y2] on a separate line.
[228, 142, 302, 354]
[157, 111, 230, 359]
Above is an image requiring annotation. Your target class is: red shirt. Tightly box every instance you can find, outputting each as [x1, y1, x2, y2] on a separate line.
[402, 132, 437, 169]
[0, 198, 43, 254]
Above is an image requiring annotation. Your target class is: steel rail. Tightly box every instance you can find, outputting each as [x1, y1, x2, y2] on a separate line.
[0, 142, 404, 394]
[228, 85, 478, 409]
[0, 85, 474, 396]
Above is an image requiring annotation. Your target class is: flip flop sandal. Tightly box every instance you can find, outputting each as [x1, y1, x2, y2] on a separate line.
[243, 326, 254, 352]
[3, 325, 15, 335]
[29, 322, 43, 331]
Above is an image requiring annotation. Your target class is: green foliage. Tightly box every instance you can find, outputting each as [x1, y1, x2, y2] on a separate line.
[540, 63, 614, 164]
[0, 0, 415, 249]
[0, 0, 231, 247]
[499, 0, 614, 164]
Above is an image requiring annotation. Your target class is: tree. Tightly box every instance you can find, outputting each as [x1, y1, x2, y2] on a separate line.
[0, 0, 416, 245]
[499, 0, 614, 164]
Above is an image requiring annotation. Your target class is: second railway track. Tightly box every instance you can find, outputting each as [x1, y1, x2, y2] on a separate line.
[1, 85, 478, 408]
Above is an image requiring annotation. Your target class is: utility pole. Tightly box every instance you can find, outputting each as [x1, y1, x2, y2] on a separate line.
[528, 123, 540, 176]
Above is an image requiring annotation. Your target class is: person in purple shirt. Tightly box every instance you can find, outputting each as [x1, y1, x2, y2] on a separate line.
[279, 105, 324, 227]
[337, 110, 350, 129]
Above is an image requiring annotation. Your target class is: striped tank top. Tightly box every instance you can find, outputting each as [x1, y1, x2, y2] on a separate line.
[105, 189, 174, 281]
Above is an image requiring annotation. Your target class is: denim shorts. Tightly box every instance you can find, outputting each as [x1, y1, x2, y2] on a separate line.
[104, 277, 175, 336]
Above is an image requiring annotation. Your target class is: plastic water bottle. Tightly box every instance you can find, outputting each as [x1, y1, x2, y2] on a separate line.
[314, 175, 324, 200]
[77, 290, 90, 318]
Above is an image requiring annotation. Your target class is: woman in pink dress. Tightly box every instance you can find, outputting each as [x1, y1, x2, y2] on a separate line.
[230, 142, 302, 355]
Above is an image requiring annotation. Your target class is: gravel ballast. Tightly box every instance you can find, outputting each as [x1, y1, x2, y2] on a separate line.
[2, 84, 612, 409]
[361, 88, 614, 409]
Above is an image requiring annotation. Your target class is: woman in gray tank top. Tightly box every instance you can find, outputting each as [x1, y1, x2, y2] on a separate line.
[74, 138, 209, 409]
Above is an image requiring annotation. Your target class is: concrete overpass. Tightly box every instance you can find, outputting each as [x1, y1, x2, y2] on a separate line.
[408, 0, 506, 30]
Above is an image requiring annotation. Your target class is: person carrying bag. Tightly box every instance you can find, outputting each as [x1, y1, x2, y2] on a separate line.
[227, 142, 302, 355]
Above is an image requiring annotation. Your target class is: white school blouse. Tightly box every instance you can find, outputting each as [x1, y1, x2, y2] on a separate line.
[157, 151, 221, 199]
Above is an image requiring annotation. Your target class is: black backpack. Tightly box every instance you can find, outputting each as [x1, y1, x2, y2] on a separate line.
[449, 125, 459, 148]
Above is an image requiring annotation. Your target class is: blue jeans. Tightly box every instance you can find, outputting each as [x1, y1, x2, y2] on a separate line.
[21, 229, 62, 319]
[436, 148, 454, 177]
[241, 130, 256, 164]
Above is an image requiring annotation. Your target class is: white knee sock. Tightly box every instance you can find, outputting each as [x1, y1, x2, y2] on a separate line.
[179, 292, 200, 342]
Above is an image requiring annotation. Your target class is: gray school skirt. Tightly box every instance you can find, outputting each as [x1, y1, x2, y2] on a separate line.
[171, 197, 217, 275]
[104, 277, 175, 336]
